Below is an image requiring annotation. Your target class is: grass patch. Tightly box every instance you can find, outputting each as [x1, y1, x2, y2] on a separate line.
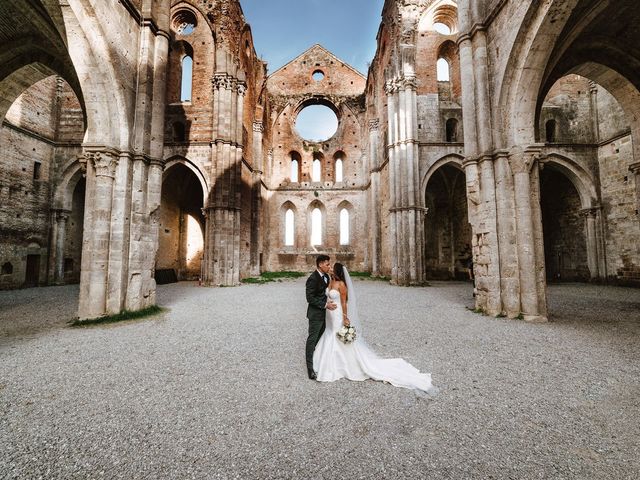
[241, 276, 271, 284]
[349, 271, 371, 278]
[516, 313, 525, 320]
[261, 271, 305, 279]
[466, 306, 486, 315]
[241, 271, 305, 284]
[69, 305, 166, 327]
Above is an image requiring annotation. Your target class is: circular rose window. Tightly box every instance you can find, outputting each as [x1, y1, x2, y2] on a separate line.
[295, 104, 338, 141]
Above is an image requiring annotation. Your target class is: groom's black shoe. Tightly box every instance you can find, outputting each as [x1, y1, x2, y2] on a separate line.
[308, 369, 317, 380]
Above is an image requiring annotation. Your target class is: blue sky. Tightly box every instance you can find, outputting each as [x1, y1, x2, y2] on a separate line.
[240, 0, 386, 75]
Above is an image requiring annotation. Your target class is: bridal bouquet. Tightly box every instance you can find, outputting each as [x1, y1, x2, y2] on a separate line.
[337, 325, 357, 344]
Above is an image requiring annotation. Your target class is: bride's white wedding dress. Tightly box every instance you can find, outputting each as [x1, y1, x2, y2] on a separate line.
[312, 271, 436, 393]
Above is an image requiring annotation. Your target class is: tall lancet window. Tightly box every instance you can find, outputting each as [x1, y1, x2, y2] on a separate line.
[335, 158, 343, 182]
[437, 58, 450, 82]
[285, 209, 295, 246]
[339, 209, 350, 245]
[312, 159, 321, 182]
[181, 55, 193, 102]
[291, 159, 299, 182]
[311, 208, 322, 245]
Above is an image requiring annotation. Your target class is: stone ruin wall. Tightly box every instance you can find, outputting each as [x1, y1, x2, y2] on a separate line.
[0, 77, 84, 289]
[262, 46, 368, 273]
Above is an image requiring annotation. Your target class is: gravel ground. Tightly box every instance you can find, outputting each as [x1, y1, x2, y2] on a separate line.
[1, 279, 639, 479]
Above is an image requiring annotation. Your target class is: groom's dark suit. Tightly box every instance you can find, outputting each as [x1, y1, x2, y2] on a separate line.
[305, 270, 329, 374]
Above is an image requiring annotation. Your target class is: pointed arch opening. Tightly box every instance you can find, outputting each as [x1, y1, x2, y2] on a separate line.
[156, 162, 206, 283]
[424, 160, 469, 280]
[290, 151, 302, 183]
[333, 151, 345, 183]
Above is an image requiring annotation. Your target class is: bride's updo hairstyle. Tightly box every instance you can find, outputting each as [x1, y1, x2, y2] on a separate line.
[333, 263, 346, 282]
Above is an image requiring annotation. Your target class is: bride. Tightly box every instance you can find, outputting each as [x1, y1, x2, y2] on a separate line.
[313, 263, 437, 393]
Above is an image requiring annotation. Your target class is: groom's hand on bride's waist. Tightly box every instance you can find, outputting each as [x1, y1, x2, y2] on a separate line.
[326, 301, 337, 310]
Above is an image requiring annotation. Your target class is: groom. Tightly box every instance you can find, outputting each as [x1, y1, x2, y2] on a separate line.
[305, 254, 337, 379]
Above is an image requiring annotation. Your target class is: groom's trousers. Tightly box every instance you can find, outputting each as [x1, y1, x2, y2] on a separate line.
[306, 315, 326, 372]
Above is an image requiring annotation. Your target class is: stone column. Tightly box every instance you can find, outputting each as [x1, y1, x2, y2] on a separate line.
[203, 72, 246, 286]
[385, 69, 426, 286]
[509, 148, 546, 321]
[580, 207, 600, 279]
[250, 121, 264, 276]
[478, 156, 502, 315]
[368, 119, 381, 276]
[54, 210, 70, 284]
[78, 149, 118, 319]
[471, 27, 494, 154]
[493, 151, 520, 317]
[385, 78, 399, 282]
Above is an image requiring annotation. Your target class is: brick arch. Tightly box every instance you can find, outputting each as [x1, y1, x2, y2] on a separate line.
[421, 154, 464, 198]
[163, 156, 209, 206]
[540, 153, 598, 209]
[54, 159, 85, 211]
[498, 0, 607, 148]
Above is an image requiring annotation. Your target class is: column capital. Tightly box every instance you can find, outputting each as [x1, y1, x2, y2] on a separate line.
[368, 119, 379, 131]
[212, 73, 235, 91]
[509, 146, 544, 174]
[384, 79, 399, 95]
[252, 121, 264, 133]
[84, 149, 119, 178]
[399, 76, 417, 90]
[53, 209, 71, 221]
[579, 207, 600, 218]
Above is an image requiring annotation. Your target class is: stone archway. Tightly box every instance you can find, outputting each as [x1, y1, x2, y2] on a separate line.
[540, 167, 589, 282]
[1, 73, 85, 290]
[156, 162, 206, 283]
[424, 161, 469, 280]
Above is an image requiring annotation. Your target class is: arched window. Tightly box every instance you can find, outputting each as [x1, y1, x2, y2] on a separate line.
[181, 55, 193, 102]
[446, 118, 458, 142]
[339, 209, 350, 245]
[545, 119, 556, 143]
[285, 209, 295, 246]
[312, 159, 321, 182]
[311, 208, 322, 245]
[335, 158, 343, 182]
[437, 58, 450, 82]
[291, 159, 299, 182]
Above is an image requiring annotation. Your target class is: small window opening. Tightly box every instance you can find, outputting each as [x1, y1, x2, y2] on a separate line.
[335, 159, 343, 182]
[1, 262, 12, 274]
[312, 70, 325, 82]
[181, 55, 193, 102]
[312, 159, 321, 182]
[311, 208, 322, 246]
[285, 209, 295, 246]
[339, 209, 349, 245]
[446, 118, 458, 142]
[437, 58, 450, 81]
[33, 162, 41, 180]
[545, 119, 556, 143]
